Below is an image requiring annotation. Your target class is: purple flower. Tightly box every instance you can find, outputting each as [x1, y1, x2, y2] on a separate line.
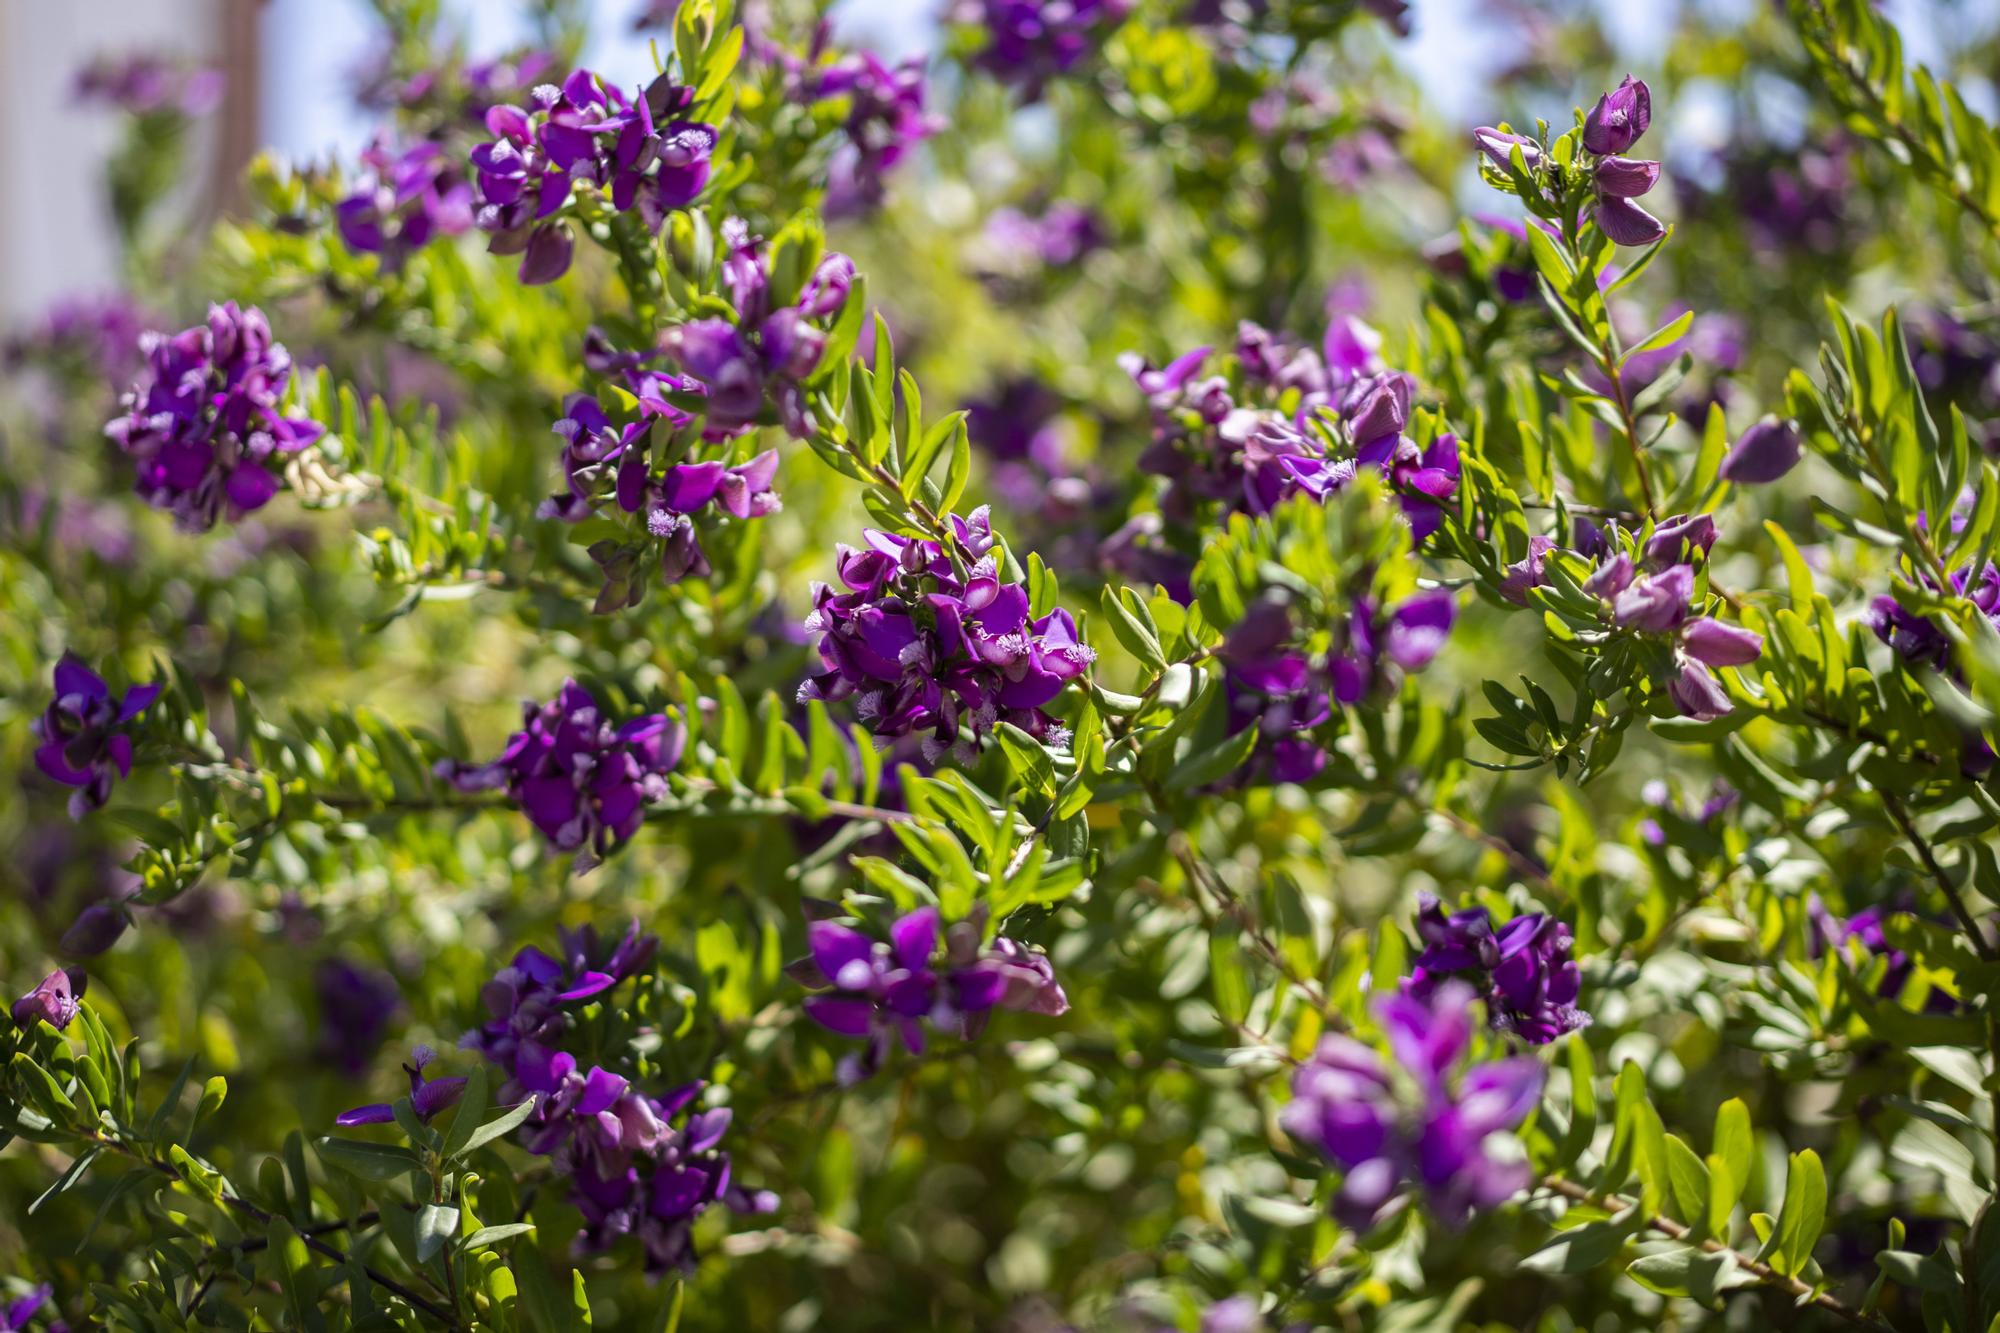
[1642, 513, 1716, 567]
[315, 959, 403, 1077]
[0, 1285, 56, 1333]
[952, 0, 1134, 98]
[657, 221, 855, 439]
[1282, 982, 1540, 1229]
[1808, 897, 1957, 1013]
[1405, 895, 1589, 1045]
[335, 136, 474, 269]
[983, 202, 1108, 272]
[1611, 564, 1692, 633]
[102, 303, 324, 531]
[1472, 128, 1540, 172]
[1581, 76, 1651, 156]
[1595, 196, 1667, 247]
[336, 1045, 467, 1126]
[810, 52, 938, 217]
[463, 924, 770, 1273]
[436, 682, 684, 866]
[12, 969, 86, 1032]
[1666, 660, 1732, 721]
[471, 70, 715, 283]
[1681, 617, 1763, 667]
[791, 906, 1068, 1084]
[1721, 416, 1803, 484]
[32, 654, 161, 818]
[1498, 535, 1555, 605]
[75, 54, 222, 116]
[60, 902, 130, 957]
[799, 510, 1095, 761]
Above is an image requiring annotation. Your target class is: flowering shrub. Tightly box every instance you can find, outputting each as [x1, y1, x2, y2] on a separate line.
[10, 1, 2000, 1329]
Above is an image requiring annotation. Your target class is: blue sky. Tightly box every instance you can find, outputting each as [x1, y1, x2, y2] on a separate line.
[263, 0, 1992, 162]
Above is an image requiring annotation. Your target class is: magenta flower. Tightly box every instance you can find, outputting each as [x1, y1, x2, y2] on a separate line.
[1581, 76, 1651, 156]
[810, 51, 939, 217]
[103, 303, 324, 532]
[952, 0, 1134, 98]
[32, 654, 161, 818]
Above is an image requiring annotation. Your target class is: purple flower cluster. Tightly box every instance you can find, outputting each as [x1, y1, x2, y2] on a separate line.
[1122, 330, 1457, 543]
[33, 655, 161, 818]
[1808, 897, 1957, 1013]
[103, 302, 324, 532]
[1404, 894, 1589, 1045]
[354, 47, 558, 126]
[952, 0, 1133, 97]
[1581, 77, 1665, 246]
[1282, 982, 1541, 1229]
[1219, 593, 1454, 784]
[12, 969, 87, 1032]
[791, 905, 1068, 1084]
[982, 202, 1108, 275]
[662, 219, 856, 439]
[471, 70, 716, 283]
[464, 924, 773, 1273]
[542, 390, 780, 600]
[1474, 77, 1665, 247]
[3, 294, 152, 384]
[336, 137, 474, 269]
[809, 51, 938, 216]
[435, 681, 685, 866]
[1501, 515, 1761, 722]
[337, 1046, 468, 1126]
[1870, 560, 1999, 678]
[74, 54, 222, 116]
[798, 509, 1095, 761]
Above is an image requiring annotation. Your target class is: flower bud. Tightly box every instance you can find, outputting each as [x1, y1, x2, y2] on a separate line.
[1582, 76, 1651, 156]
[1720, 416, 1803, 484]
[1595, 196, 1666, 247]
[1593, 155, 1661, 199]
[1681, 616, 1763, 667]
[1473, 128, 1541, 172]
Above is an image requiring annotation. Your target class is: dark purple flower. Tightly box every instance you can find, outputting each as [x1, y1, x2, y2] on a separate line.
[1721, 417, 1803, 484]
[315, 959, 403, 1077]
[1681, 617, 1763, 667]
[1870, 592, 1956, 672]
[12, 969, 86, 1032]
[32, 654, 161, 818]
[799, 510, 1095, 761]
[1666, 660, 1732, 720]
[102, 302, 323, 531]
[336, 1045, 468, 1126]
[1282, 982, 1540, 1228]
[1405, 895, 1589, 1045]
[953, 0, 1134, 98]
[1581, 76, 1651, 156]
[336, 137, 474, 269]
[792, 905, 1067, 1083]
[1498, 535, 1555, 605]
[436, 682, 684, 866]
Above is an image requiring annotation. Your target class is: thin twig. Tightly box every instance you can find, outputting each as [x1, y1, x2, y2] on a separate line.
[1540, 1177, 1895, 1332]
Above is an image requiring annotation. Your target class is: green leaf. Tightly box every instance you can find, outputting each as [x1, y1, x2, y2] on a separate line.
[1663, 1136, 1711, 1237]
[994, 722, 1057, 798]
[462, 1222, 537, 1253]
[1099, 587, 1166, 672]
[440, 1065, 490, 1161]
[1712, 1098, 1754, 1214]
[416, 1203, 460, 1264]
[267, 1217, 314, 1326]
[1622, 310, 1695, 365]
[1770, 1149, 1827, 1278]
[315, 1137, 422, 1182]
[1165, 724, 1259, 793]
